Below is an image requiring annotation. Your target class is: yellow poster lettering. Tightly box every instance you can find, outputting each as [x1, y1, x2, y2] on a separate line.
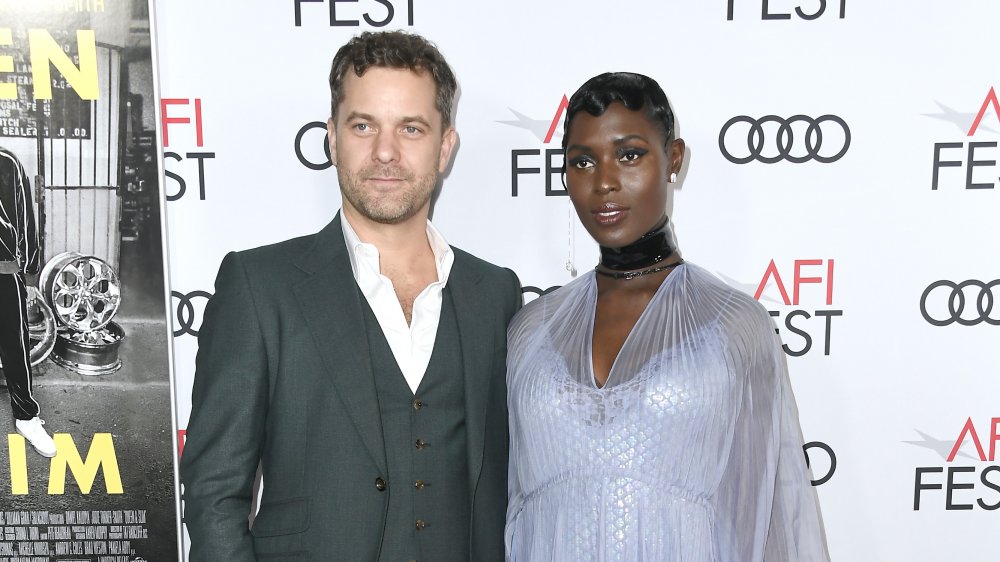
[7, 434, 28, 495]
[48, 433, 123, 494]
[28, 28, 98, 100]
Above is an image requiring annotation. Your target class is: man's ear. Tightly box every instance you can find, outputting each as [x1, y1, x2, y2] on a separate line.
[438, 127, 458, 172]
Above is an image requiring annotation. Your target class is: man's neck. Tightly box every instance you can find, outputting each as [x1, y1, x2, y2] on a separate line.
[343, 207, 434, 269]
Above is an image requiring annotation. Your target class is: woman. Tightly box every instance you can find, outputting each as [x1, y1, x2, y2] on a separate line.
[505, 73, 829, 561]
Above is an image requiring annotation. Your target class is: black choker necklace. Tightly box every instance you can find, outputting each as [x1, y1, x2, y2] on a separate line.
[597, 217, 677, 271]
[595, 260, 684, 280]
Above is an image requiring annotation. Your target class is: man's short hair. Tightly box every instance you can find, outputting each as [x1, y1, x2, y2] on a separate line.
[562, 72, 676, 149]
[328, 31, 458, 127]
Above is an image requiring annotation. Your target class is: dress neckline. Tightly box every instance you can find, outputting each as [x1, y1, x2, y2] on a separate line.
[585, 263, 685, 390]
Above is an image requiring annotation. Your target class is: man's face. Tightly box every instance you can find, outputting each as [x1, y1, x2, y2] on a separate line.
[328, 67, 457, 227]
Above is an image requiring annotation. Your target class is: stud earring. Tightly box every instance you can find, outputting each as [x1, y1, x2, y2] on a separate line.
[669, 172, 678, 183]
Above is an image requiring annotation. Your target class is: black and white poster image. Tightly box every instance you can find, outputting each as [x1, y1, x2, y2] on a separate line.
[0, 1, 179, 561]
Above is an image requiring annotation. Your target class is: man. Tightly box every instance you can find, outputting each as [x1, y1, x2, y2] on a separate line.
[0, 147, 57, 458]
[181, 31, 521, 561]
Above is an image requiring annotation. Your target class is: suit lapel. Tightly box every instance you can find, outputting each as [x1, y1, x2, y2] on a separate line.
[291, 214, 388, 474]
[448, 255, 494, 499]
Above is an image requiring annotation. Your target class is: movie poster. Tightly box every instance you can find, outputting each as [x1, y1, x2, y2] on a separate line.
[0, 1, 179, 560]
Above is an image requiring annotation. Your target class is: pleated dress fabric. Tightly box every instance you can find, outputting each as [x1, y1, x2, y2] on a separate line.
[505, 263, 829, 562]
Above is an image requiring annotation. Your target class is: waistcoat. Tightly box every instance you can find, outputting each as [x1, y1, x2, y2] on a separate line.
[363, 288, 471, 562]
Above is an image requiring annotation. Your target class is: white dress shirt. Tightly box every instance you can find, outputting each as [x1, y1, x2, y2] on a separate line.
[341, 215, 454, 394]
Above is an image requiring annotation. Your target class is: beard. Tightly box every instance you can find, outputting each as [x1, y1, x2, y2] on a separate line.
[337, 163, 439, 225]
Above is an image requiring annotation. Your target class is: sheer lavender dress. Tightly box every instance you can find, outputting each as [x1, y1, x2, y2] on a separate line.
[505, 262, 829, 562]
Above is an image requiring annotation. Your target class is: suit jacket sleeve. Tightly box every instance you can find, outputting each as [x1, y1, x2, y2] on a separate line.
[181, 251, 269, 561]
[505, 267, 524, 317]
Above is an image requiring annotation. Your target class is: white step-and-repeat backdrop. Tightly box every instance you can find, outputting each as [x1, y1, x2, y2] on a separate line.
[155, 1, 1000, 559]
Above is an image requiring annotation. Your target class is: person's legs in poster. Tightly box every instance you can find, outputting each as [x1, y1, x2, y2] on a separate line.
[0, 272, 56, 457]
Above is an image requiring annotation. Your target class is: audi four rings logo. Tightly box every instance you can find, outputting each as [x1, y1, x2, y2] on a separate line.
[719, 115, 851, 164]
[522, 285, 560, 304]
[171, 290, 213, 337]
[920, 280, 1000, 326]
[803, 441, 836, 486]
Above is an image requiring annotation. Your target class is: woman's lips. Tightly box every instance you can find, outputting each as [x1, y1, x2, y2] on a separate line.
[592, 204, 628, 226]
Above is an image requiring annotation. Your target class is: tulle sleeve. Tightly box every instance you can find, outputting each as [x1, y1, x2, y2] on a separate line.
[714, 303, 830, 561]
[762, 339, 830, 561]
[504, 293, 551, 561]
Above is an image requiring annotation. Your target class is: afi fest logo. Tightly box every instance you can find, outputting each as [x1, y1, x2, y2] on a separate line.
[161, 98, 215, 201]
[722, 259, 841, 356]
[293, 0, 414, 27]
[500, 95, 569, 197]
[911, 417, 1000, 511]
[929, 86, 1000, 190]
[726, 0, 846, 20]
[719, 114, 850, 164]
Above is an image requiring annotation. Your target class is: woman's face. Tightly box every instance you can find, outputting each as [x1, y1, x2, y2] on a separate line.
[564, 102, 684, 249]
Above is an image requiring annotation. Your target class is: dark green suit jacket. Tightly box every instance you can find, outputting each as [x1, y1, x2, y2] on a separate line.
[181, 215, 521, 561]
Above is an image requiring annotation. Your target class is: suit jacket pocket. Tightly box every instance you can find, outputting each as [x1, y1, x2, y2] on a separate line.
[251, 497, 311, 537]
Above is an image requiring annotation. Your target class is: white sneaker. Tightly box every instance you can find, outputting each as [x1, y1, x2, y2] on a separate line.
[15, 417, 57, 458]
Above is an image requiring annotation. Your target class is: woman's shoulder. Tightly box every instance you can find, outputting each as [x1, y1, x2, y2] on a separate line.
[508, 272, 593, 343]
[678, 262, 773, 329]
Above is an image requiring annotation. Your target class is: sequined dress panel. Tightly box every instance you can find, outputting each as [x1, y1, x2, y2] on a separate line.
[505, 264, 828, 562]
